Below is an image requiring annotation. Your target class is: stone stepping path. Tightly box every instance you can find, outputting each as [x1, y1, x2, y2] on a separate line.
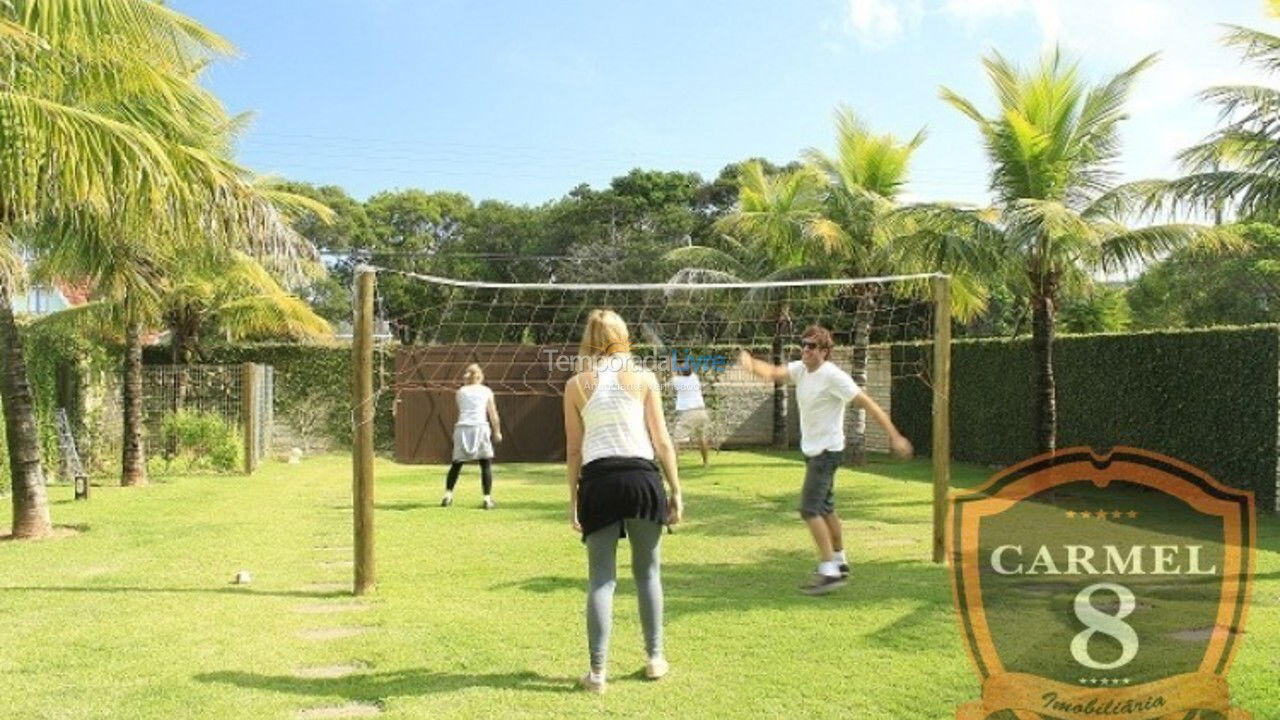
[286, 521, 380, 718]
[295, 703, 382, 719]
[298, 627, 370, 641]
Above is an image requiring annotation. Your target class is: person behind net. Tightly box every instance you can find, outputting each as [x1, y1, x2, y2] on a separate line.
[564, 309, 683, 694]
[670, 362, 712, 468]
[441, 363, 503, 510]
[738, 325, 913, 595]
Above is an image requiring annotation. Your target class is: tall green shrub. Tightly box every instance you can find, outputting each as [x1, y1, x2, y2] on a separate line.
[893, 326, 1279, 509]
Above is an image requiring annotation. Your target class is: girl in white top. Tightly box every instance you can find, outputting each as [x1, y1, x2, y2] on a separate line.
[564, 309, 682, 694]
[441, 364, 503, 510]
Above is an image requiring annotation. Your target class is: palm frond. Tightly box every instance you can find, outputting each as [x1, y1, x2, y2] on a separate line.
[1096, 224, 1236, 275]
[1221, 24, 1280, 75]
[0, 90, 178, 225]
[1082, 179, 1176, 221]
[661, 246, 750, 279]
[1158, 170, 1280, 220]
[664, 267, 745, 285]
[252, 178, 338, 224]
[1071, 53, 1157, 167]
[939, 86, 990, 129]
[1198, 84, 1280, 130]
[10, 0, 236, 70]
[215, 294, 332, 341]
[0, 228, 26, 291]
[28, 300, 121, 340]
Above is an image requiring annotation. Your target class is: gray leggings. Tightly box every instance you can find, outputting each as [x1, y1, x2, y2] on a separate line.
[585, 519, 663, 670]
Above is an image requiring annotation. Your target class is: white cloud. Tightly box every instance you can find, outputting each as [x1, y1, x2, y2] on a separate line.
[943, 0, 1024, 22]
[845, 0, 924, 47]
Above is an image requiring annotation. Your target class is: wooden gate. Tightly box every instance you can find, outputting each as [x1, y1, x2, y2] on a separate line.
[394, 344, 573, 463]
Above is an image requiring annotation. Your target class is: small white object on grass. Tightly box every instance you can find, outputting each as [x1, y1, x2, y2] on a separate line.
[289, 447, 303, 464]
[233, 570, 252, 585]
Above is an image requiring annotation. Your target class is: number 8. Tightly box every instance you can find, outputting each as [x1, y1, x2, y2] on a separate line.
[1071, 582, 1140, 670]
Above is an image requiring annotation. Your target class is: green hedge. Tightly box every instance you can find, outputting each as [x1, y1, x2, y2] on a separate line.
[143, 343, 395, 453]
[893, 325, 1279, 510]
[0, 319, 117, 487]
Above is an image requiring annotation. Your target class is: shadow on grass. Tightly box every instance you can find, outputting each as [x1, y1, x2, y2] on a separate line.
[672, 486, 935, 537]
[491, 547, 956, 653]
[0, 585, 351, 599]
[194, 668, 580, 698]
[376, 502, 432, 512]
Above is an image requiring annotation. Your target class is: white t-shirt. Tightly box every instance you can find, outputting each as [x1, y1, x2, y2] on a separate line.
[455, 384, 493, 426]
[788, 360, 861, 456]
[671, 373, 705, 411]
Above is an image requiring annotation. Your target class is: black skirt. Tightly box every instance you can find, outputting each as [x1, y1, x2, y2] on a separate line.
[577, 456, 668, 542]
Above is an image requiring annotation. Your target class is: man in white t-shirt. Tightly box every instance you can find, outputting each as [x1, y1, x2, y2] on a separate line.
[739, 325, 912, 595]
[670, 365, 712, 467]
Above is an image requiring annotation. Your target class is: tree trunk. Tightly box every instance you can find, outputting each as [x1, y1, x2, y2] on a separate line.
[847, 290, 875, 466]
[121, 301, 148, 487]
[170, 318, 193, 413]
[0, 284, 53, 538]
[1030, 275, 1058, 455]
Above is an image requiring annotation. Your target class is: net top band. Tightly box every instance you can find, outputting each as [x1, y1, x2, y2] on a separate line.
[367, 266, 946, 291]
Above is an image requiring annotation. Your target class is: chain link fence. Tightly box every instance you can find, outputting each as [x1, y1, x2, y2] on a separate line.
[96, 363, 274, 472]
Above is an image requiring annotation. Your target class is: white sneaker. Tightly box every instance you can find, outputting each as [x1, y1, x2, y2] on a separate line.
[579, 671, 606, 694]
[645, 656, 669, 680]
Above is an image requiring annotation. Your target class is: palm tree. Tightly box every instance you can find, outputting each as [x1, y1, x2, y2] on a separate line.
[38, 250, 330, 462]
[803, 108, 931, 463]
[0, 0, 231, 533]
[926, 50, 1217, 453]
[169, 252, 331, 359]
[2, 1, 316, 521]
[1147, 24, 1280, 223]
[166, 251, 331, 407]
[668, 162, 839, 446]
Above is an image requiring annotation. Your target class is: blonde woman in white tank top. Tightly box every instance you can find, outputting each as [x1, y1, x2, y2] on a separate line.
[441, 364, 503, 510]
[564, 310, 682, 694]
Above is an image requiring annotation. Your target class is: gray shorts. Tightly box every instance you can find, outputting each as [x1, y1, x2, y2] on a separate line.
[799, 450, 842, 518]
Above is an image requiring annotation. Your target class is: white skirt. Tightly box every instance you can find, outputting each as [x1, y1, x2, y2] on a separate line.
[452, 424, 494, 462]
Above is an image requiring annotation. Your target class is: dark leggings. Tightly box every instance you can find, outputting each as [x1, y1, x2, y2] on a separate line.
[445, 459, 493, 494]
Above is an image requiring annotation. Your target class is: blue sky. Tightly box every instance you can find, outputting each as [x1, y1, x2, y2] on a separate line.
[174, 0, 1273, 207]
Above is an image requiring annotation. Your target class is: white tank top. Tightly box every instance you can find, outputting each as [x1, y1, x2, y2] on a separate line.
[580, 360, 654, 465]
[455, 384, 491, 426]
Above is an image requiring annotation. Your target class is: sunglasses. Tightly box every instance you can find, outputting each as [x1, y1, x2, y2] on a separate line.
[800, 340, 820, 350]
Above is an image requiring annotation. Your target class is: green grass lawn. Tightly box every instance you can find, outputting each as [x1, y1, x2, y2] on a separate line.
[2, 451, 1278, 719]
